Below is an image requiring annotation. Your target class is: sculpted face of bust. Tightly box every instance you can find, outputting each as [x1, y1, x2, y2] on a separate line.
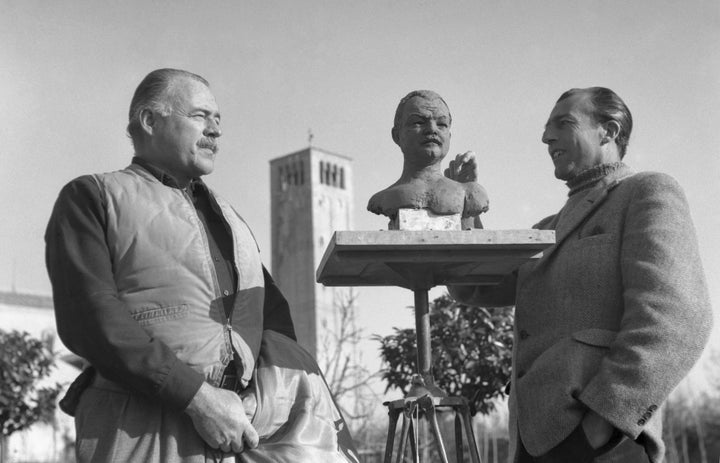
[367, 89, 489, 225]
[392, 94, 452, 171]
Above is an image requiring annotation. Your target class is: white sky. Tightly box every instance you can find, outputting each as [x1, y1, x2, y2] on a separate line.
[1, 1, 718, 362]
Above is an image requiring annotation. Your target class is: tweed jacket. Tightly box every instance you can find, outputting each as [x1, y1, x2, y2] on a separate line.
[458, 164, 712, 462]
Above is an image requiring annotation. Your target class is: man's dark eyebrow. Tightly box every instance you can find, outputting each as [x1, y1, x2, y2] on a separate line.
[545, 113, 574, 129]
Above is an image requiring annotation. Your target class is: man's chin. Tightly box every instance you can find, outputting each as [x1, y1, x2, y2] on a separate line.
[554, 168, 572, 181]
[193, 160, 215, 177]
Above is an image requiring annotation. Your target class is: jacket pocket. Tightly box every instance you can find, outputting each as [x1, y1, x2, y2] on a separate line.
[572, 328, 617, 348]
[130, 303, 189, 326]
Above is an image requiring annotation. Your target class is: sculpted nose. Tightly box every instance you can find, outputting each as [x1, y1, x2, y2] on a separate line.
[424, 119, 438, 134]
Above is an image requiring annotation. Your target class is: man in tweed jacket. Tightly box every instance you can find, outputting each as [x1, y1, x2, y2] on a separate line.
[449, 87, 712, 462]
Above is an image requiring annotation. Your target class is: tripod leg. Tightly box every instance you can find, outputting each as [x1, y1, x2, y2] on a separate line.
[395, 402, 416, 463]
[420, 396, 449, 463]
[455, 413, 464, 463]
[460, 403, 482, 463]
[384, 407, 400, 463]
[408, 412, 418, 463]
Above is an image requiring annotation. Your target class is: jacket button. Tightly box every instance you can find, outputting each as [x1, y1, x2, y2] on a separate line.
[649, 404, 658, 412]
[223, 290, 230, 296]
[519, 330, 530, 340]
[637, 418, 646, 426]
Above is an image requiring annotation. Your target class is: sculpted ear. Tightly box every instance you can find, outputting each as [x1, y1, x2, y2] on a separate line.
[601, 120, 620, 145]
[391, 127, 400, 145]
[139, 108, 156, 136]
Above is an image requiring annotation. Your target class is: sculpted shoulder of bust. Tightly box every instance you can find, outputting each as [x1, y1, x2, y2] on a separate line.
[367, 90, 489, 220]
[368, 175, 488, 218]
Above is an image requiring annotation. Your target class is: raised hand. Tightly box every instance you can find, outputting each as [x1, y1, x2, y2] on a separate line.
[444, 150, 479, 183]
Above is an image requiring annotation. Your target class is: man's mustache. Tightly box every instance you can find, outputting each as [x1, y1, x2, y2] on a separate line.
[197, 139, 218, 153]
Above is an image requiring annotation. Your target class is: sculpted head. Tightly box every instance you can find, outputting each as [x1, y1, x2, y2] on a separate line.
[392, 90, 452, 170]
[367, 89, 489, 225]
[127, 69, 222, 186]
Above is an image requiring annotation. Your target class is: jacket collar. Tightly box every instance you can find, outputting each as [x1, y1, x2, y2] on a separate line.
[542, 163, 635, 261]
[131, 157, 206, 193]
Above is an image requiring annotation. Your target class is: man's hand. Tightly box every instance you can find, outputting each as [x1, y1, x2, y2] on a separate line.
[444, 151, 479, 183]
[185, 382, 259, 454]
[581, 410, 615, 449]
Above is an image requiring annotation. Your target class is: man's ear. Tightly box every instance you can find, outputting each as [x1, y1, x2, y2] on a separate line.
[601, 120, 620, 145]
[391, 127, 400, 145]
[139, 109, 156, 136]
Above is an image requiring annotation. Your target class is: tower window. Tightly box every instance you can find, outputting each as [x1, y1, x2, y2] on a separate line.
[317, 161, 346, 189]
[279, 166, 287, 191]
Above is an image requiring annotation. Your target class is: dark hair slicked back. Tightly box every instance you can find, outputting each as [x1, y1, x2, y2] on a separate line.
[558, 87, 633, 158]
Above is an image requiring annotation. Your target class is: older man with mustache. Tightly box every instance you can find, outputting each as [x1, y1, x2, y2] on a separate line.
[46, 68, 358, 463]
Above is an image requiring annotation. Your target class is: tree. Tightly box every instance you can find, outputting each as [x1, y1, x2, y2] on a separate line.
[376, 293, 513, 416]
[0, 329, 62, 462]
[663, 345, 720, 463]
[319, 289, 386, 453]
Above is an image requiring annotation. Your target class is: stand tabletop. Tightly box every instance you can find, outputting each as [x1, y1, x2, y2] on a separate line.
[316, 229, 555, 290]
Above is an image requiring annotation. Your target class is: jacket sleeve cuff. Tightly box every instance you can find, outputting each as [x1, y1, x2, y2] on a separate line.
[157, 357, 205, 411]
[577, 387, 644, 439]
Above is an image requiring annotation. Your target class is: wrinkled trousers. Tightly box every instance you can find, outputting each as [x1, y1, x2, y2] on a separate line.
[74, 330, 358, 463]
[515, 424, 649, 463]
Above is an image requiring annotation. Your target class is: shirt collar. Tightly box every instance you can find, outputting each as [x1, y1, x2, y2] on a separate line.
[131, 156, 205, 192]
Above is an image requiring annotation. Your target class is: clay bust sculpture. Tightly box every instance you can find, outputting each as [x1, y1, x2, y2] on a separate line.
[367, 90, 489, 229]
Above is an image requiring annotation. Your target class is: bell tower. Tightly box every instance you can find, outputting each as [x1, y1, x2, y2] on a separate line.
[269, 147, 353, 357]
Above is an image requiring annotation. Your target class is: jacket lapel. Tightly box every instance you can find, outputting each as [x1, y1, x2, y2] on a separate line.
[538, 187, 609, 263]
[539, 165, 635, 263]
[554, 186, 609, 243]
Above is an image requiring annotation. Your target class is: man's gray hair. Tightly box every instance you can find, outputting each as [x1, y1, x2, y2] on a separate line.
[393, 90, 452, 131]
[126, 68, 209, 146]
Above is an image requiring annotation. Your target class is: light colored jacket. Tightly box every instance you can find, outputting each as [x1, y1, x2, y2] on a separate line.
[93, 163, 264, 387]
[73, 164, 357, 462]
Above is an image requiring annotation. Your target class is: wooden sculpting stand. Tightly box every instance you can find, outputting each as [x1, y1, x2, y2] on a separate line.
[317, 229, 555, 463]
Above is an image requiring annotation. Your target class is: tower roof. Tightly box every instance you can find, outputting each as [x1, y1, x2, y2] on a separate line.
[269, 146, 353, 165]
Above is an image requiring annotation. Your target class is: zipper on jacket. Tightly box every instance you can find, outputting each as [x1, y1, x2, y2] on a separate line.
[182, 187, 235, 368]
[224, 316, 234, 360]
